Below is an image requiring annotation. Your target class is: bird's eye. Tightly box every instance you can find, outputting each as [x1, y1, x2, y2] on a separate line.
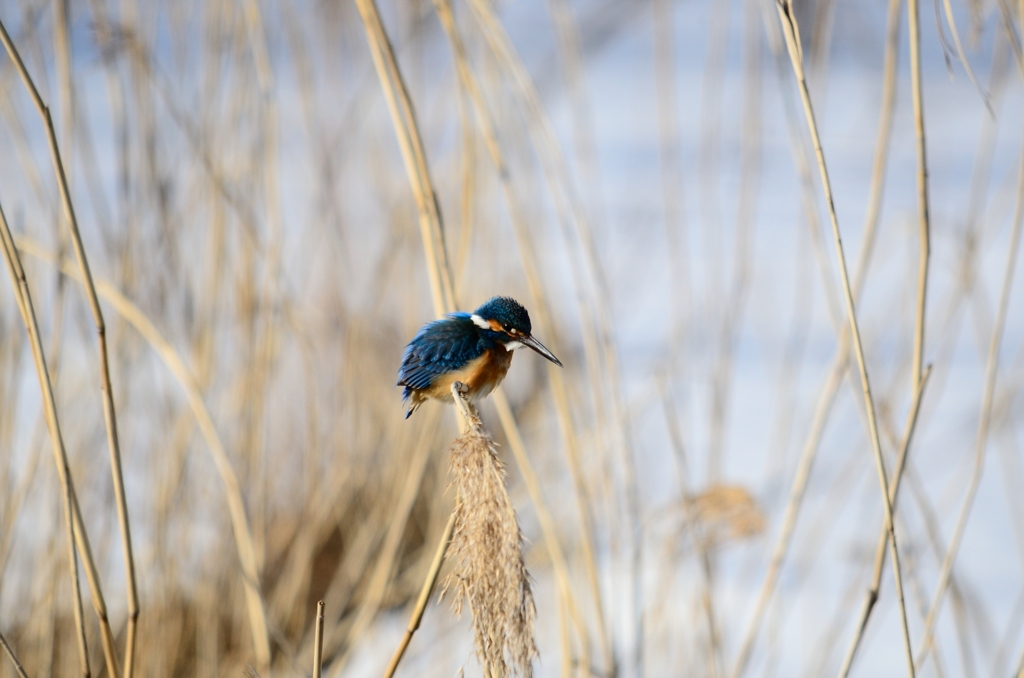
[503, 324, 511, 332]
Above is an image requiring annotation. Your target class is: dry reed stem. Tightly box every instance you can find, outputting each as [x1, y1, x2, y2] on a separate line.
[0, 631, 29, 678]
[14, 237, 270, 671]
[313, 601, 325, 678]
[353, 0, 456, 317]
[382, 510, 457, 678]
[908, 0, 931, 390]
[0, 14, 138, 678]
[555, 601, 572, 678]
[763, 0, 843, 335]
[729, 1, 904, 671]
[49, 0, 73, 395]
[444, 383, 537, 678]
[774, 2, 916, 677]
[838, 365, 933, 676]
[0, 199, 90, 678]
[914, 50, 1024, 669]
[782, 113, 845, 328]
[835, 0, 931, 668]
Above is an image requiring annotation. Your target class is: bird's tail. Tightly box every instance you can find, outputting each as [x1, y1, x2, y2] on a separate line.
[402, 385, 419, 419]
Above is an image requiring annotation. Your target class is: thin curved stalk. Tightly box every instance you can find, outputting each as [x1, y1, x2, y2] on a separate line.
[909, 0, 931, 389]
[729, 0, 903, 672]
[0, 15, 138, 677]
[774, 3, 916, 677]
[353, 0, 456, 317]
[835, 0, 931, 670]
[0, 199, 90, 678]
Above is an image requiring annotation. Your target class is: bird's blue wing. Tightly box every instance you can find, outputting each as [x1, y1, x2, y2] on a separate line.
[398, 314, 486, 393]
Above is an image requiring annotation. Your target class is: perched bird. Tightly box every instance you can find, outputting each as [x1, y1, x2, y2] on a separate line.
[398, 296, 562, 418]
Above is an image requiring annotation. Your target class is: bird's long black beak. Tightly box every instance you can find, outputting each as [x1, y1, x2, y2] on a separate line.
[522, 335, 563, 367]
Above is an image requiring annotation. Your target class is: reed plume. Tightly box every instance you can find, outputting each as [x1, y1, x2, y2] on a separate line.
[443, 388, 537, 678]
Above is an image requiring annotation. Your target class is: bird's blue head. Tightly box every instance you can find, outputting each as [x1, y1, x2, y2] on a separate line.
[470, 296, 562, 367]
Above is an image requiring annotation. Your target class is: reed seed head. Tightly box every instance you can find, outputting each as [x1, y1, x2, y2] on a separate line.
[442, 412, 537, 678]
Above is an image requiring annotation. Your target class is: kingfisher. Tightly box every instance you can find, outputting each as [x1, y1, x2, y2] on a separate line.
[398, 296, 562, 418]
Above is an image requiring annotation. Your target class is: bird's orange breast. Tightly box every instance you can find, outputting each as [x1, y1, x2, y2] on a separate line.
[423, 347, 513, 402]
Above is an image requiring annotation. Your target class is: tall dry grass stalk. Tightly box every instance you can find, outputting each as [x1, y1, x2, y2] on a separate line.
[443, 383, 537, 678]
[313, 600, 325, 678]
[774, 3, 917, 677]
[0, 13, 136, 678]
[729, 0, 904, 671]
[0, 186, 90, 678]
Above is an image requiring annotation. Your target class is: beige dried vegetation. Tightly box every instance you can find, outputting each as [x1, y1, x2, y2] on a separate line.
[1, 1, 1023, 678]
[442, 400, 537, 678]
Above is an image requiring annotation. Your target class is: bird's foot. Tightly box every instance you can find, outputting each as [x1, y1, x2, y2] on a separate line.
[452, 381, 470, 397]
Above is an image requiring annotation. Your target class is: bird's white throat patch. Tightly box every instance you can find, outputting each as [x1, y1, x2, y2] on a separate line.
[470, 314, 490, 330]
[503, 340, 523, 351]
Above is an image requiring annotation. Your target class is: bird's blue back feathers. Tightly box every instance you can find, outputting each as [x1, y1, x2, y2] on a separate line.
[397, 313, 489, 397]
